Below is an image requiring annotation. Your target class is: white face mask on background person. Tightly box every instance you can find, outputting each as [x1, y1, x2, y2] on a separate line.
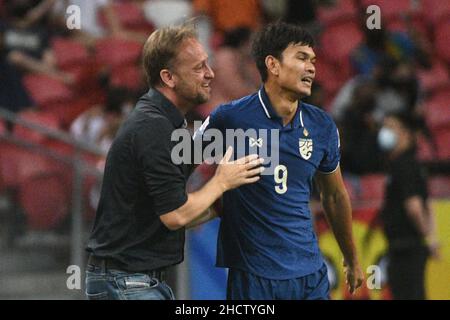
[377, 127, 398, 151]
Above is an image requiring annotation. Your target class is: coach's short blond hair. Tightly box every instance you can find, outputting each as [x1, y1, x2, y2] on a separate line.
[143, 23, 197, 87]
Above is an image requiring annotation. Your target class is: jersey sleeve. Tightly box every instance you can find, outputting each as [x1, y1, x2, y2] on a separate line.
[318, 119, 341, 174]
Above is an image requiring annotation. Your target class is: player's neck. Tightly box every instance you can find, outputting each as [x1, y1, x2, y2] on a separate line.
[264, 83, 298, 126]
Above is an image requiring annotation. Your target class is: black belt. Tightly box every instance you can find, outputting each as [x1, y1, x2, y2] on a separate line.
[87, 255, 167, 282]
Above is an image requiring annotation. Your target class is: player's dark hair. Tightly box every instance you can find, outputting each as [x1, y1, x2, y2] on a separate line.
[251, 21, 315, 82]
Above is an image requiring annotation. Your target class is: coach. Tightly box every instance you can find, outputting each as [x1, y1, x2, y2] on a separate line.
[85, 24, 263, 300]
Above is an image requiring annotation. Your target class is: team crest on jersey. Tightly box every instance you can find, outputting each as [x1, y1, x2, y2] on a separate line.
[299, 138, 313, 160]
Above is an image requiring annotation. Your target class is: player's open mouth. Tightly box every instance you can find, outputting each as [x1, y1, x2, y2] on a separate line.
[301, 76, 313, 86]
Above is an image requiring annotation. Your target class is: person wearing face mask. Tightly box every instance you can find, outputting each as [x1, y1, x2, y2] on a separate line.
[378, 112, 439, 300]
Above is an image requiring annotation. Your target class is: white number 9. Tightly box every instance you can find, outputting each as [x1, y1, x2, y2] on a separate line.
[274, 164, 288, 194]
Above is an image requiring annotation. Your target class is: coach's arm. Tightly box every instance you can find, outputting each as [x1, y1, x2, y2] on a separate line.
[314, 166, 364, 294]
[160, 149, 263, 230]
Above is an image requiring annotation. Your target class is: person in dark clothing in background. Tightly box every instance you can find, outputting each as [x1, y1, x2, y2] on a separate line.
[378, 112, 439, 300]
[339, 80, 382, 174]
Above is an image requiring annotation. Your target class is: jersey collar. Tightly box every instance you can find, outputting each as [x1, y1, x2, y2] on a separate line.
[258, 85, 303, 129]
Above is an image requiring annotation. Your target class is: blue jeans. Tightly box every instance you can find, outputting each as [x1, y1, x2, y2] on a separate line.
[85, 264, 175, 300]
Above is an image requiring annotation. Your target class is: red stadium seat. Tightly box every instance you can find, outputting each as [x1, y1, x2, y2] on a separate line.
[424, 88, 450, 130]
[43, 89, 106, 128]
[43, 140, 104, 223]
[428, 176, 450, 199]
[13, 111, 60, 144]
[320, 21, 363, 65]
[95, 37, 142, 69]
[18, 172, 70, 230]
[417, 60, 450, 94]
[23, 74, 73, 106]
[0, 144, 58, 190]
[359, 174, 387, 207]
[51, 39, 99, 91]
[18, 152, 54, 182]
[416, 134, 436, 162]
[317, 0, 358, 27]
[98, 2, 154, 33]
[422, 0, 450, 24]
[433, 128, 450, 160]
[110, 64, 145, 91]
[314, 59, 344, 97]
[52, 37, 89, 69]
[0, 143, 20, 190]
[434, 19, 450, 63]
[0, 119, 5, 134]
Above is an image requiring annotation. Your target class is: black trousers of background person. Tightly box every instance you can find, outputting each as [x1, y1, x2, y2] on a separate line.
[387, 246, 429, 300]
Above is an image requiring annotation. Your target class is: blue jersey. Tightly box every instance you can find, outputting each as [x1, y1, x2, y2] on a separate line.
[196, 87, 340, 279]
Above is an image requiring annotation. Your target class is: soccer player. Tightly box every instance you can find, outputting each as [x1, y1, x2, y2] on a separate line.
[194, 22, 364, 299]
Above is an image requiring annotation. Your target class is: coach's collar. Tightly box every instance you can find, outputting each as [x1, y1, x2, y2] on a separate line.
[146, 88, 187, 128]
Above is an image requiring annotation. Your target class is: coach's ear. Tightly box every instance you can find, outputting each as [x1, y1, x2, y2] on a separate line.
[265, 55, 280, 77]
[160, 69, 176, 88]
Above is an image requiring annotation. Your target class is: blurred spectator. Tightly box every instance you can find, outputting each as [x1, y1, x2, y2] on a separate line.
[339, 80, 382, 174]
[372, 59, 421, 123]
[332, 58, 421, 124]
[350, 26, 430, 76]
[102, 0, 151, 43]
[1, 0, 73, 83]
[70, 87, 133, 153]
[378, 112, 439, 300]
[197, 27, 260, 118]
[192, 0, 263, 34]
[0, 0, 71, 112]
[283, 0, 320, 38]
[0, 54, 33, 113]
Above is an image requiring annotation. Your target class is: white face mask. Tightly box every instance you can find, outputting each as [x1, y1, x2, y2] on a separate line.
[378, 127, 398, 151]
